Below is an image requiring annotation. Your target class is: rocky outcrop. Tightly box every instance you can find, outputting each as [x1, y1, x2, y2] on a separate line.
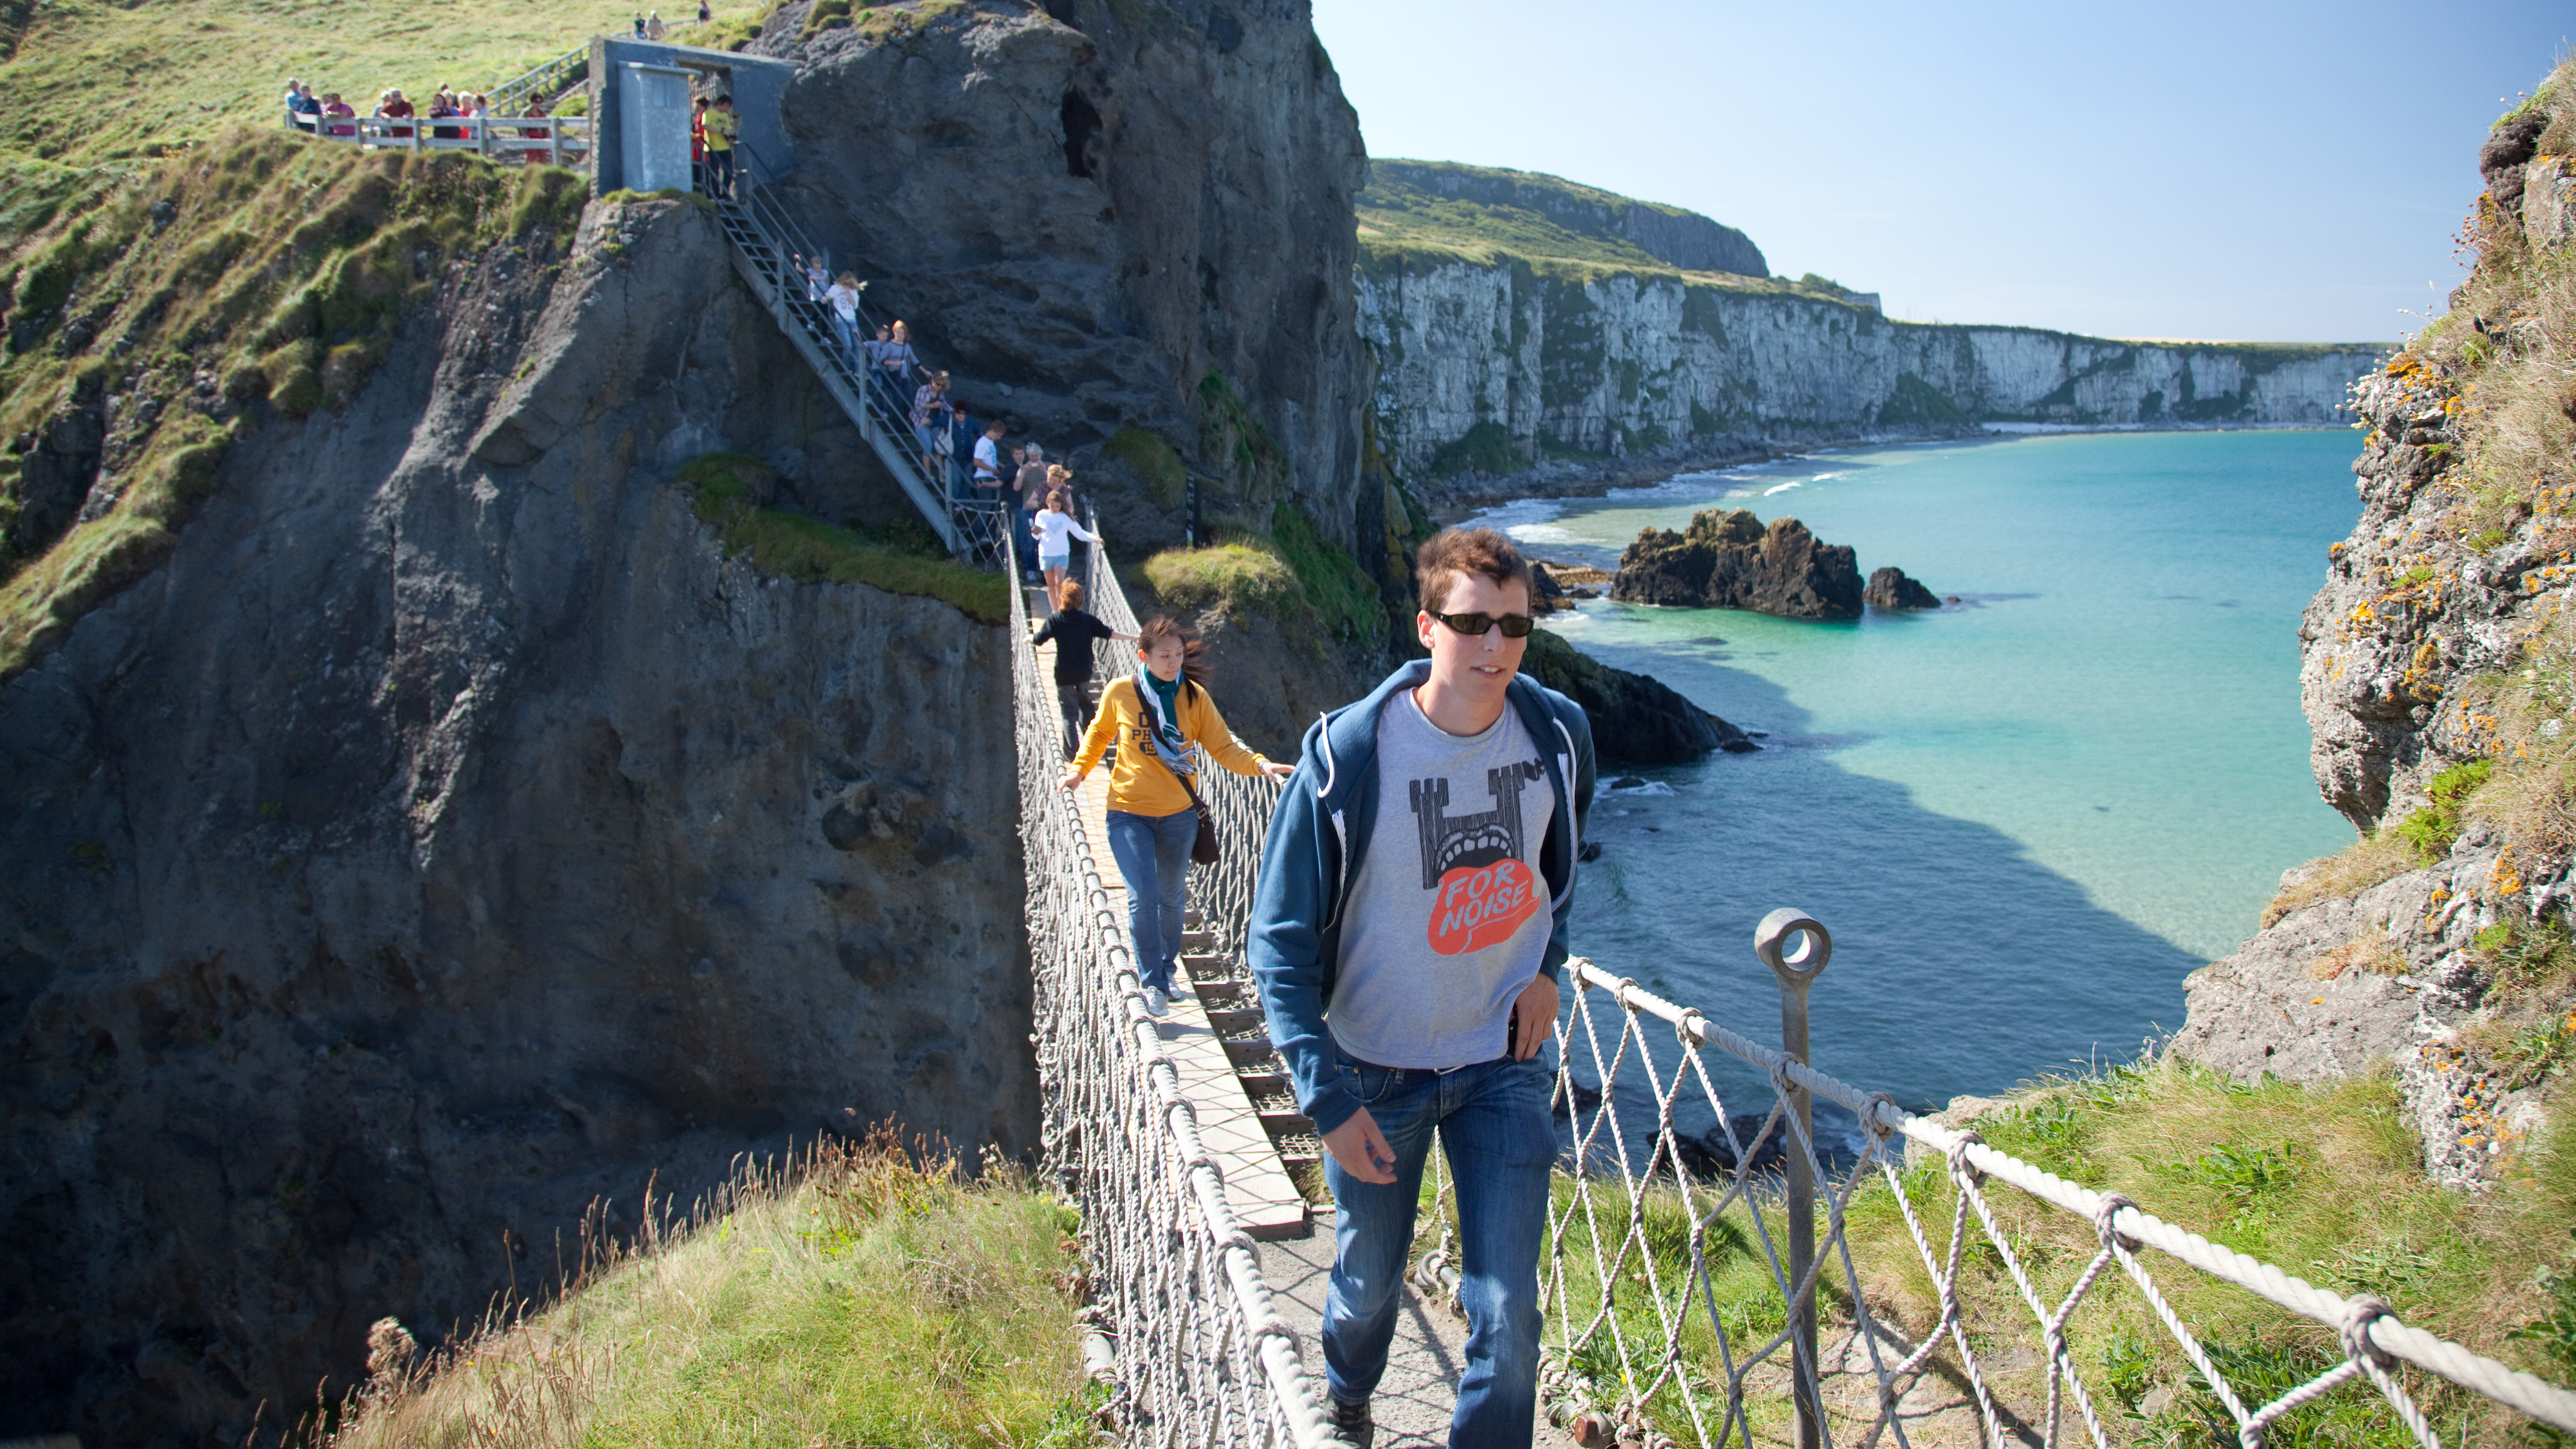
[2173, 826, 2566, 1190]
[1357, 250, 2383, 501]
[0, 198, 1038, 1443]
[2182, 93, 2576, 1192]
[1864, 566, 1940, 611]
[1611, 508, 1862, 621]
[753, 0, 1371, 562]
[1521, 627, 1752, 764]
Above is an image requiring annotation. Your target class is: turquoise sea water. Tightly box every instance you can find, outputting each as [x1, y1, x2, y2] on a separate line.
[1472, 429, 2365, 1117]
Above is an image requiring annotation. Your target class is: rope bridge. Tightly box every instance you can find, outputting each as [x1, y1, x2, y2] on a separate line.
[1013, 534, 2576, 1449]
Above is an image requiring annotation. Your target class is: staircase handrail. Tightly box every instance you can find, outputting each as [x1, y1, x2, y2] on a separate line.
[490, 44, 588, 116]
[716, 143, 1000, 561]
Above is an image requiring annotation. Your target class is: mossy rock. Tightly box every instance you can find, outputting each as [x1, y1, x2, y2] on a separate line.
[1103, 425, 1186, 511]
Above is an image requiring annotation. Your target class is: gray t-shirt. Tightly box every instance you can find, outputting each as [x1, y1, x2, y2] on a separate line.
[1330, 690, 1555, 1070]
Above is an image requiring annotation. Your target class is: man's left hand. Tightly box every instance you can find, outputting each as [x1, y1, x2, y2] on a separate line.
[1509, 972, 1558, 1060]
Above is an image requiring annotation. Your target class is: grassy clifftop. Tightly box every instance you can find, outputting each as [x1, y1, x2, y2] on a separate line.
[1358, 158, 1731, 272]
[0, 0, 653, 170]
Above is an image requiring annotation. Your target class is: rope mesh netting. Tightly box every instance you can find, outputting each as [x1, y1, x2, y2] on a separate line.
[1019, 534, 2576, 1449]
[1014, 535, 1331, 1449]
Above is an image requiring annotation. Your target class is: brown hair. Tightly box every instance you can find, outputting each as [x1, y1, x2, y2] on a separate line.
[1058, 580, 1085, 609]
[1136, 615, 1211, 688]
[1413, 527, 1533, 615]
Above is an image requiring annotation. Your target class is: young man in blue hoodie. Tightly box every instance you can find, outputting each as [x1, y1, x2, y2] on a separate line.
[1249, 527, 1595, 1449]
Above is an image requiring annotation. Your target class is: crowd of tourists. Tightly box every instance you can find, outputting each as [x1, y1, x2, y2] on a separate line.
[281, 78, 558, 146]
[770, 253, 1098, 589]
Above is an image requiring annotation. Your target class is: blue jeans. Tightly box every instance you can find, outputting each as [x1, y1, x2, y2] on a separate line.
[1105, 807, 1197, 994]
[1323, 1052, 1554, 1448]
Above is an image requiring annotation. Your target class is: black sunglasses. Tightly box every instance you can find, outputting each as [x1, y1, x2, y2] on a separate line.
[1427, 608, 1535, 638]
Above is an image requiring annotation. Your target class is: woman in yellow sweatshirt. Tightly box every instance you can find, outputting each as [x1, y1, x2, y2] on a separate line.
[1062, 616, 1289, 1015]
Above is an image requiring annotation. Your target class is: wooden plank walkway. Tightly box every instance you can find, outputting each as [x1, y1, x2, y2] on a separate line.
[1033, 609, 1308, 1240]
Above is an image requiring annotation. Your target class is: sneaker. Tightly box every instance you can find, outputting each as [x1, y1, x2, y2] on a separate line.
[1143, 987, 1169, 1017]
[1328, 1395, 1373, 1449]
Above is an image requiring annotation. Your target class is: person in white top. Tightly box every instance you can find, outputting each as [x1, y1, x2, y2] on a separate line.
[1033, 487, 1102, 612]
[824, 272, 863, 366]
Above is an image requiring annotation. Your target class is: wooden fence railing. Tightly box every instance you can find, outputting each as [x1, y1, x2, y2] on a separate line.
[281, 111, 594, 167]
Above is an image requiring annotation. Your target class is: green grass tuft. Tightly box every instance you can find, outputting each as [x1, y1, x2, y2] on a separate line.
[679, 451, 1007, 623]
[1139, 539, 1297, 619]
[1425, 419, 1521, 479]
[327, 1127, 1094, 1445]
[1102, 424, 1186, 511]
[1835, 1057, 2576, 1449]
[1138, 503, 1386, 642]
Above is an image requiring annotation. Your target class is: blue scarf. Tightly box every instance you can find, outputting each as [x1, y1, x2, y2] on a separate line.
[1133, 666, 1196, 780]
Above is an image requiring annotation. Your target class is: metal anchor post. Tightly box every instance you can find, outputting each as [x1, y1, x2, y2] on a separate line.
[1755, 907, 1834, 1449]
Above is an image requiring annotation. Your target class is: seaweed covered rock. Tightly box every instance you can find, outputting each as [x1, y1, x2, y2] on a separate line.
[1864, 565, 1940, 611]
[1610, 508, 1862, 621]
[1520, 627, 1753, 763]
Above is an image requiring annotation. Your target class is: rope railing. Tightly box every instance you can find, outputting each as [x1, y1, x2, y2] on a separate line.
[1410, 955, 2576, 1449]
[1013, 534, 1342, 1449]
[1062, 542, 2576, 1449]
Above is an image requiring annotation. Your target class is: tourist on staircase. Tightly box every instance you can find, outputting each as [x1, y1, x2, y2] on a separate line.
[912, 370, 952, 483]
[702, 95, 738, 199]
[1031, 580, 1130, 761]
[1016, 444, 1051, 581]
[972, 417, 1011, 550]
[825, 272, 864, 365]
[875, 320, 920, 420]
[321, 92, 356, 139]
[645, 9, 669, 39]
[1062, 618, 1291, 1017]
[1246, 527, 1597, 1449]
[517, 92, 550, 155]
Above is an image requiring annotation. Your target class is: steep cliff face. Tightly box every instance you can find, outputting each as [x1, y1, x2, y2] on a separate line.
[1360, 255, 2383, 489]
[0, 197, 1035, 1443]
[2173, 71, 2576, 1190]
[750, 0, 1370, 559]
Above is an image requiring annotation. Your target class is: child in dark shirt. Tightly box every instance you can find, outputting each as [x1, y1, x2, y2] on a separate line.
[1029, 581, 1131, 760]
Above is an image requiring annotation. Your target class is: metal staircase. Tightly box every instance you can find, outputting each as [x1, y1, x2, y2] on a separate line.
[490, 44, 587, 116]
[711, 144, 999, 563]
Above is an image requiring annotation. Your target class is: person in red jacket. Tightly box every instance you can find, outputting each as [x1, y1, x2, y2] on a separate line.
[690, 95, 708, 192]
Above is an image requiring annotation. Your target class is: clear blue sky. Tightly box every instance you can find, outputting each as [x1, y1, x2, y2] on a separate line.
[1310, 0, 2571, 343]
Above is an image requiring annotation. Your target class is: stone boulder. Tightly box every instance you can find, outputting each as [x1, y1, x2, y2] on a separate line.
[1864, 566, 1941, 611]
[1521, 628, 1754, 763]
[1610, 509, 1862, 621]
[1530, 561, 1570, 613]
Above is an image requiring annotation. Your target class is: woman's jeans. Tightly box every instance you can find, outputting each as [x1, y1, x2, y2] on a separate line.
[1322, 1052, 1554, 1448]
[1104, 806, 1196, 995]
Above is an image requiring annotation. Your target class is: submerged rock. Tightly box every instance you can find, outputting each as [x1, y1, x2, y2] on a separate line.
[1610, 508, 1862, 621]
[1520, 627, 1752, 763]
[1864, 566, 1941, 611]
